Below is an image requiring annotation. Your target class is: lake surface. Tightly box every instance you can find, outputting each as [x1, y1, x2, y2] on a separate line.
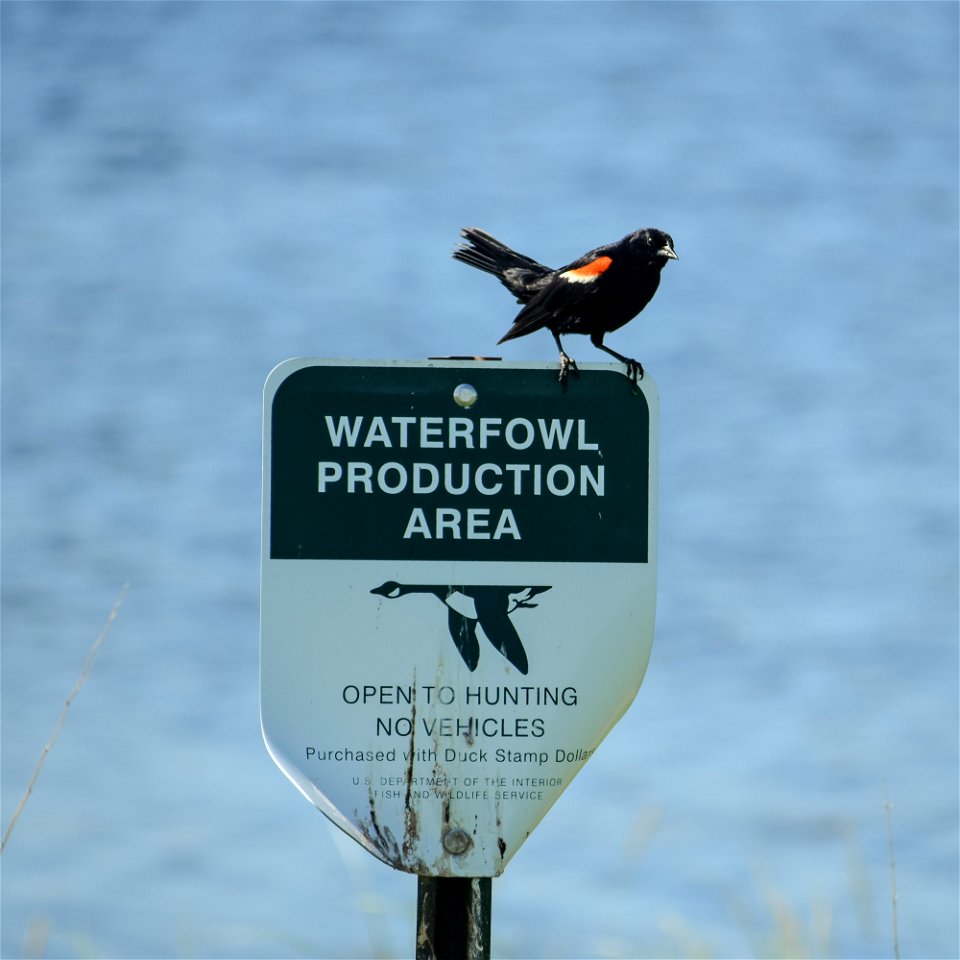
[2, 3, 957, 958]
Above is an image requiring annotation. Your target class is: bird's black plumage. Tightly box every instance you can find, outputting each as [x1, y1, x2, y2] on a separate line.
[453, 227, 678, 383]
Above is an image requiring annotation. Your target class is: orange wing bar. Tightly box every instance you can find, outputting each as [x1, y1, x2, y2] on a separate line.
[562, 256, 613, 282]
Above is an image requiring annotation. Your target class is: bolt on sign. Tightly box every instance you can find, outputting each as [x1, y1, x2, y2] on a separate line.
[260, 359, 658, 877]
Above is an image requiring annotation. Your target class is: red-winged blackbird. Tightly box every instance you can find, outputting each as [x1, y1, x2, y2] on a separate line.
[453, 226, 678, 383]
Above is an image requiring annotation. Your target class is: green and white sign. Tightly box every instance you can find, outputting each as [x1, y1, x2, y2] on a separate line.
[261, 359, 658, 877]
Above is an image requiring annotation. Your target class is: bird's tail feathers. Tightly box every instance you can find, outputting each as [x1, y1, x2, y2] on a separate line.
[452, 227, 546, 279]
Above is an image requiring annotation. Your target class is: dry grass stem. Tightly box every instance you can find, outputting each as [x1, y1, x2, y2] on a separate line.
[884, 789, 900, 960]
[1, 584, 128, 854]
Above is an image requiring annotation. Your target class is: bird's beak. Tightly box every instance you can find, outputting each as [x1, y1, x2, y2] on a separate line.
[659, 245, 679, 260]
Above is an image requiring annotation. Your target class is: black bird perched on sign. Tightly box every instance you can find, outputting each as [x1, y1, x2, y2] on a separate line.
[453, 226, 678, 384]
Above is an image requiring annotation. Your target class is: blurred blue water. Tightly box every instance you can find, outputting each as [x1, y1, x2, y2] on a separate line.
[2, 3, 957, 958]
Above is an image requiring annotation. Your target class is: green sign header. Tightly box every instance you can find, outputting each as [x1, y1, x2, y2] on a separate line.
[268, 361, 651, 563]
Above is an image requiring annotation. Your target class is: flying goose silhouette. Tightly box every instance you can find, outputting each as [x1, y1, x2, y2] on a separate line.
[370, 582, 551, 674]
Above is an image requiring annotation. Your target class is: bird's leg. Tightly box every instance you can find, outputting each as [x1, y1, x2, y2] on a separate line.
[552, 331, 579, 385]
[593, 340, 644, 382]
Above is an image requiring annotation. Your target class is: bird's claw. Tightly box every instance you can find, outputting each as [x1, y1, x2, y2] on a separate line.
[558, 354, 580, 386]
[624, 358, 644, 383]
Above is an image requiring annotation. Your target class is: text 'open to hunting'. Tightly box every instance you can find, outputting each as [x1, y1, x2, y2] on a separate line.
[317, 414, 608, 541]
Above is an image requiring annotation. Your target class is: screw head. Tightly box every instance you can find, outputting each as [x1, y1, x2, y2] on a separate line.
[442, 827, 473, 855]
[453, 383, 478, 408]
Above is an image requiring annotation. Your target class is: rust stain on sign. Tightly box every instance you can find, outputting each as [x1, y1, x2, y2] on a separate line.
[402, 689, 419, 861]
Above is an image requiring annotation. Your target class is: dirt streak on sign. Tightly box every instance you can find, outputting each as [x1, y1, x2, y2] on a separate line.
[261, 359, 658, 878]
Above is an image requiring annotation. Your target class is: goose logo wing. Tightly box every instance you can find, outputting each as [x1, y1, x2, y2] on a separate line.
[446, 603, 480, 671]
[471, 589, 529, 674]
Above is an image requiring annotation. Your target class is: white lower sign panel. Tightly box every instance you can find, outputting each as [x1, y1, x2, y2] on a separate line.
[260, 359, 658, 877]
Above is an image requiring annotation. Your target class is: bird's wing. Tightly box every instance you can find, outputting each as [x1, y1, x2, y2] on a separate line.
[497, 249, 616, 343]
[473, 592, 529, 675]
[447, 606, 480, 671]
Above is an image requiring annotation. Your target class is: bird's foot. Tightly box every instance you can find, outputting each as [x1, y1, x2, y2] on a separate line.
[623, 358, 644, 383]
[557, 353, 580, 386]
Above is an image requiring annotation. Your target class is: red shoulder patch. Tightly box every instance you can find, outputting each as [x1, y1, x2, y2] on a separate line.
[562, 256, 613, 283]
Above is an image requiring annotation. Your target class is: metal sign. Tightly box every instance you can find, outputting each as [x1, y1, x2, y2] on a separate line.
[260, 359, 658, 877]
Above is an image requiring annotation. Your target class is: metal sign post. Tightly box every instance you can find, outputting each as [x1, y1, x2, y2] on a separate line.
[260, 359, 659, 955]
[416, 875, 491, 960]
